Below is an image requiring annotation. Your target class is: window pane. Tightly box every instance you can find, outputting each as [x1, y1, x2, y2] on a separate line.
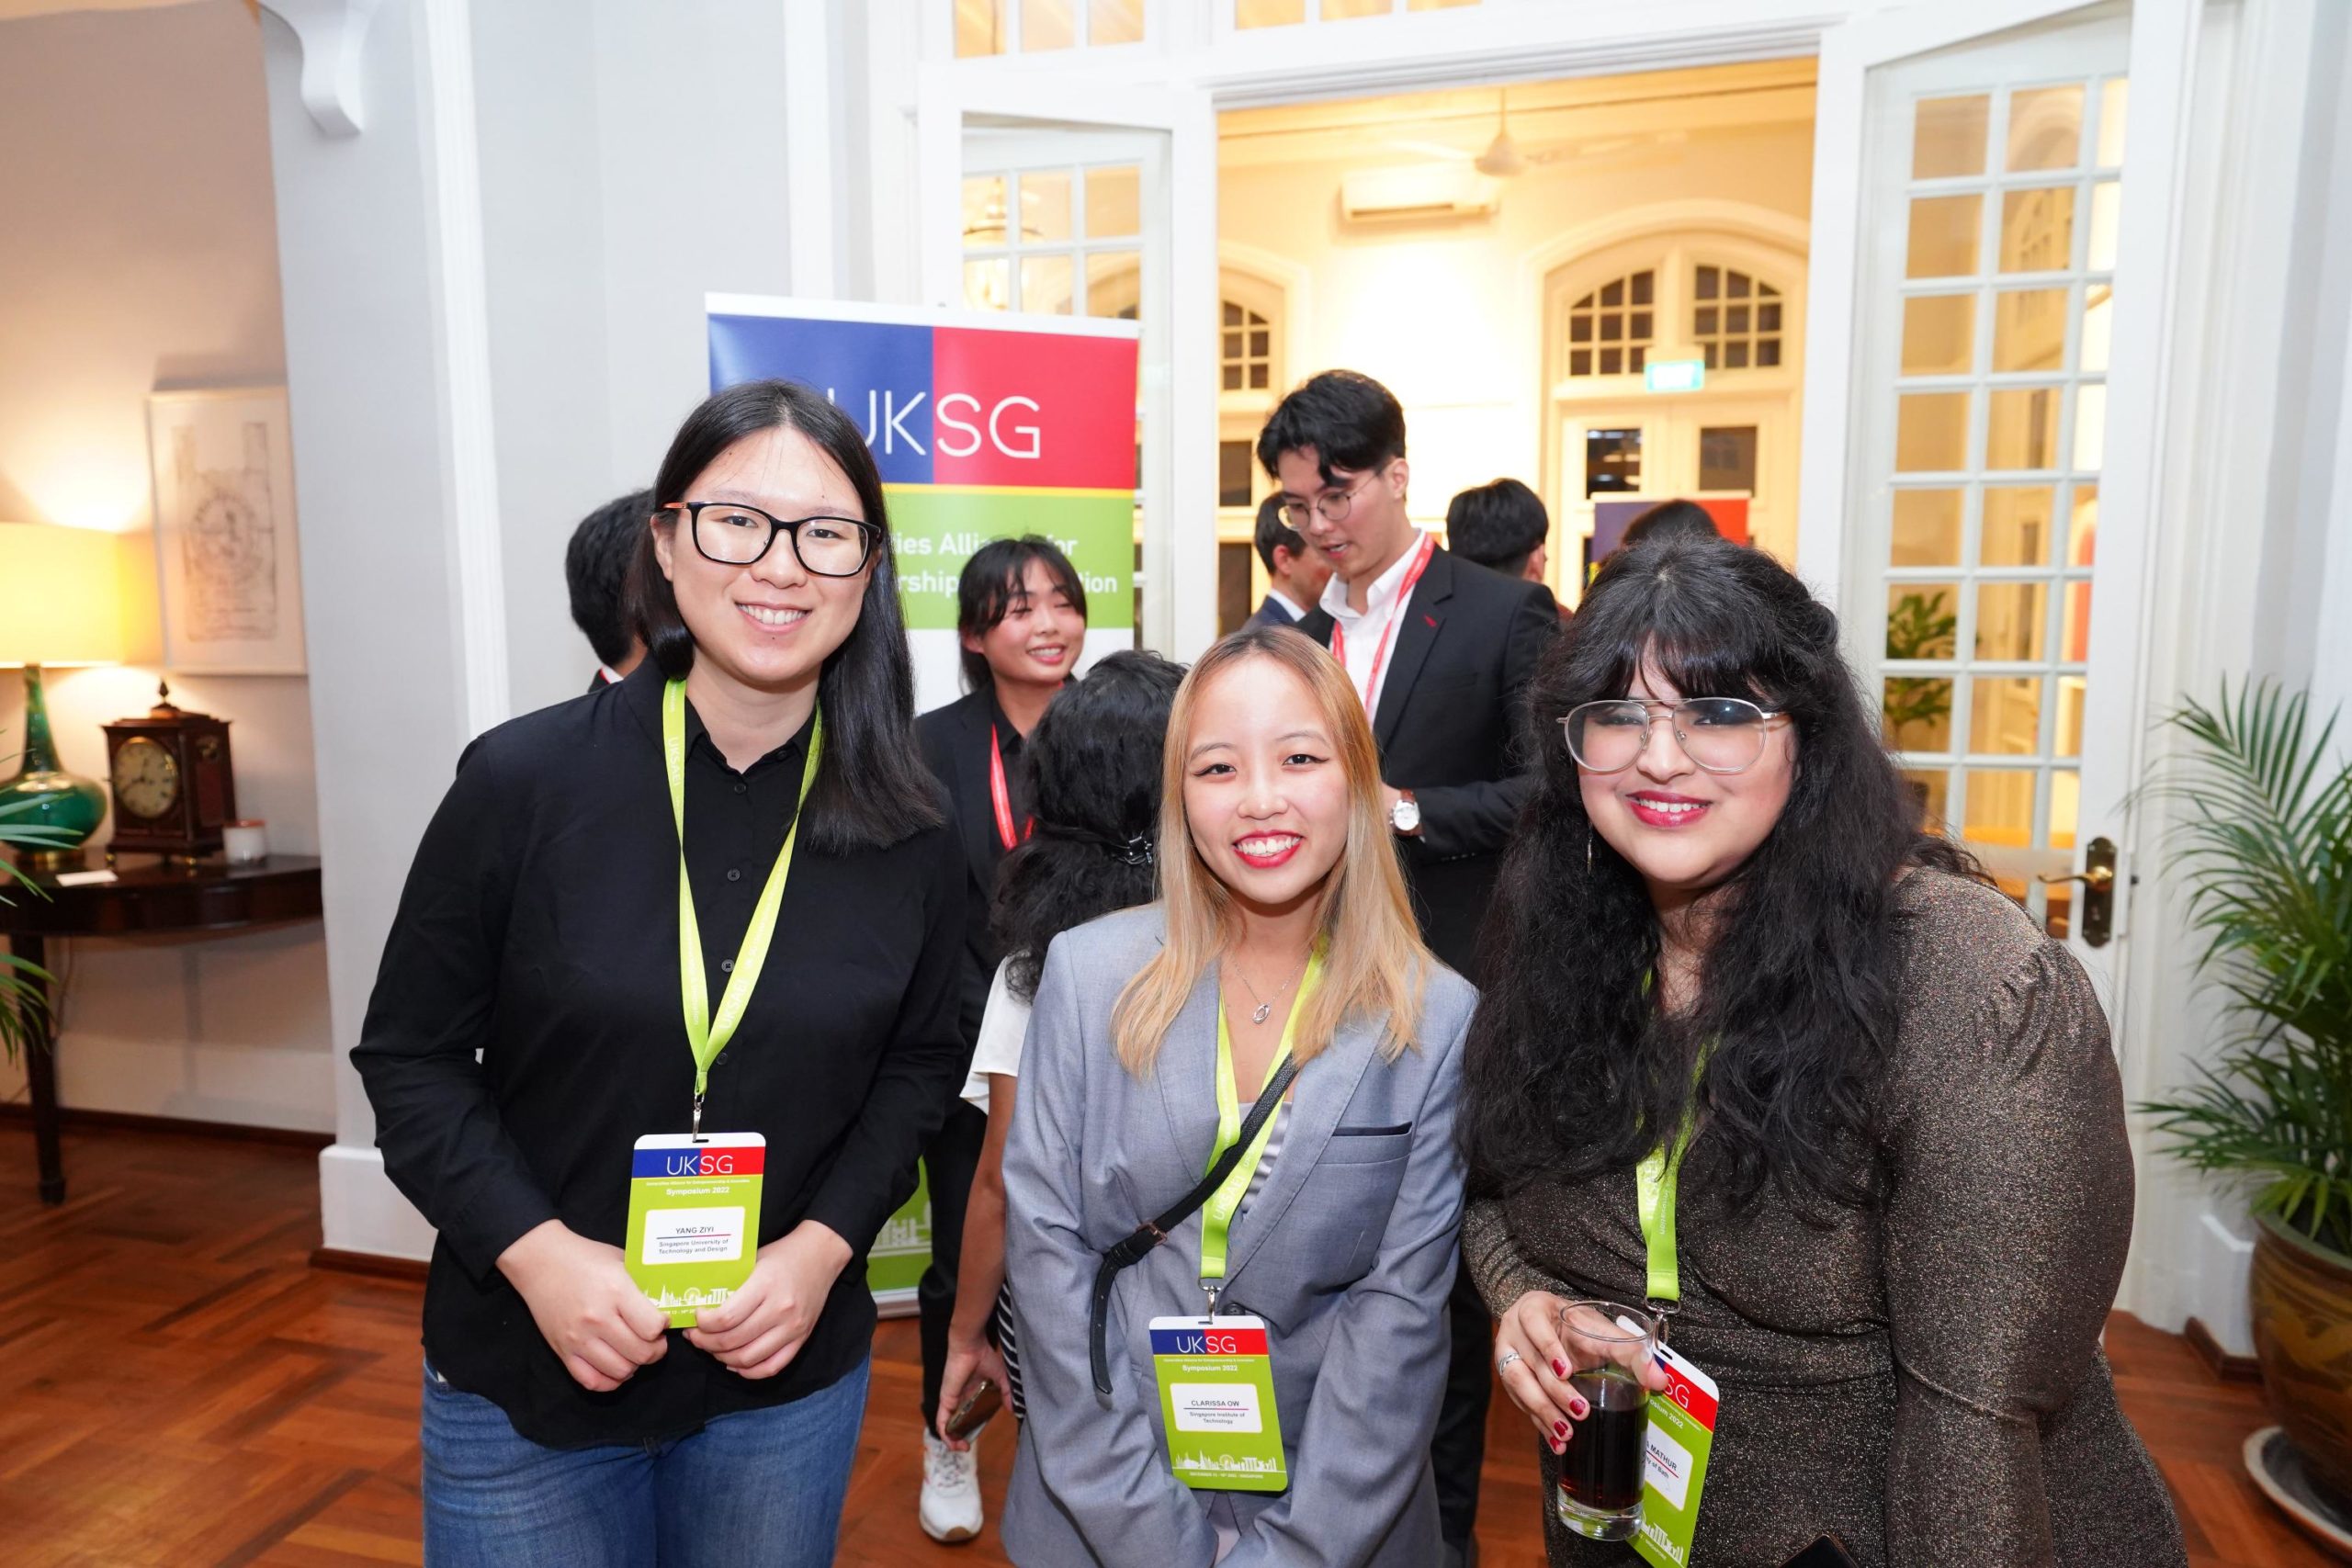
[1724, 341, 1750, 369]
[1891, 489, 1963, 567]
[1964, 769, 2038, 847]
[963, 256, 1009, 311]
[1022, 0, 1076, 51]
[1237, 0, 1306, 22]
[1885, 676, 1955, 751]
[1907, 196, 1982, 278]
[1992, 288, 2068, 372]
[2087, 181, 2121, 270]
[1585, 428, 1642, 495]
[1695, 266, 1718, 299]
[1980, 487, 2054, 567]
[962, 174, 1008, 242]
[2055, 675, 2086, 757]
[1985, 388, 2061, 470]
[1999, 186, 2075, 273]
[2097, 78, 2130, 167]
[1895, 392, 1970, 472]
[1971, 676, 2044, 755]
[1600, 346, 1623, 374]
[1020, 171, 1072, 242]
[1975, 581, 2049, 660]
[1913, 94, 1990, 178]
[956, 0, 1007, 55]
[1901, 293, 1974, 375]
[1904, 768, 1952, 829]
[1631, 271, 1654, 305]
[1091, 0, 1145, 43]
[1020, 254, 1074, 314]
[1601, 278, 1623, 307]
[1698, 426, 1758, 493]
[2067, 483, 2098, 567]
[2063, 578, 2093, 661]
[1322, 0, 1390, 15]
[2080, 283, 2113, 373]
[2006, 85, 2084, 172]
[1885, 583, 1958, 660]
[1083, 250, 1140, 318]
[1219, 440, 1254, 508]
[2074, 382, 2108, 472]
[1085, 164, 1140, 238]
[2050, 768, 2080, 850]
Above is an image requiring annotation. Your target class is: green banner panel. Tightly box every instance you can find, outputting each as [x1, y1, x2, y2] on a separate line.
[888, 486, 1134, 631]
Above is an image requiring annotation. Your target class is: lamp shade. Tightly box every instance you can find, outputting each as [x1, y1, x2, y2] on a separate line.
[0, 522, 124, 668]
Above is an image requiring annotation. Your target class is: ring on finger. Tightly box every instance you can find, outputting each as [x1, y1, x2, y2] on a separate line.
[1497, 1348, 1522, 1372]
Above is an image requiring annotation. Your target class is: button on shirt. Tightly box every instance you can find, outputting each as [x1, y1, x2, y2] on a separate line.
[352, 663, 967, 1449]
[1319, 531, 1431, 714]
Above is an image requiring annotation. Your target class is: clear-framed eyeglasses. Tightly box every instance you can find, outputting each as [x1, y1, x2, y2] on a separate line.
[1277, 470, 1383, 531]
[663, 501, 877, 578]
[1560, 698, 1789, 775]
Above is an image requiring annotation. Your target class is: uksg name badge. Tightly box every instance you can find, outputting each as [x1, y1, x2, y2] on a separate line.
[1633, 1335, 1722, 1568]
[625, 1133, 765, 1327]
[1149, 1315, 1287, 1493]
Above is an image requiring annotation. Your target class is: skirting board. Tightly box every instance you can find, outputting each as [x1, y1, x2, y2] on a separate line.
[312, 1247, 428, 1282]
[2187, 1315, 2263, 1383]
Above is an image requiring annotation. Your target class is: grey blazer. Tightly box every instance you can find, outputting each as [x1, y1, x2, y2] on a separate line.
[1001, 906, 1476, 1568]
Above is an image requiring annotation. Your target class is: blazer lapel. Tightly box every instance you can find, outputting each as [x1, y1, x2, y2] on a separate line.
[1150, 966, 1226, 1201]
[1220, 1017, 1382, 1286]
[1371, 547, 1454, 750]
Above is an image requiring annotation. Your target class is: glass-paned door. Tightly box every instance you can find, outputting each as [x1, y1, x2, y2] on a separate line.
[1815, 0, 2186, 999]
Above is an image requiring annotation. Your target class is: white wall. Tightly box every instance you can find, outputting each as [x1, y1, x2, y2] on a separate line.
[0, 0, 333, 1133]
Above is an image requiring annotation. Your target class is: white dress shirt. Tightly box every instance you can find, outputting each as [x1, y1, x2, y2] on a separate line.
[1318, 529, 1432, 714]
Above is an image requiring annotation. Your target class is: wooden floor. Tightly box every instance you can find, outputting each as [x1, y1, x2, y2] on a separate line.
[0, 1121, 2329, 1567]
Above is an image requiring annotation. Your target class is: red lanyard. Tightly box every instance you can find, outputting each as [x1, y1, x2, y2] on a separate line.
[989, 723, 1034, 852]
[1329, 532, 1436, 711]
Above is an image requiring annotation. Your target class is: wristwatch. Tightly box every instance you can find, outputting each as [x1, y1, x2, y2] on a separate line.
[1389, 791, 1421, 836]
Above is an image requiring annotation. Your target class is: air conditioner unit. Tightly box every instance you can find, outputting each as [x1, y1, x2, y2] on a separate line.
[1338, 164, 1500, 223]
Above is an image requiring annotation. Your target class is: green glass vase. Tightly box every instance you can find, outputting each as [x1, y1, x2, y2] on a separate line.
[0, 663, 107, 868]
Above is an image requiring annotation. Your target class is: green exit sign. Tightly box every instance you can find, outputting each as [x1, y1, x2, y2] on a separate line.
[1645, 357, 1706, 393]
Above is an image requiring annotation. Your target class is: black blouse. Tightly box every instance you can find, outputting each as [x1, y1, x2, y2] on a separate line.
[353, 661, 967, 1448]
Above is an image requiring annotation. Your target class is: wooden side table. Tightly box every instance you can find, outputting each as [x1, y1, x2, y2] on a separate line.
[0, 853, 323, 1203]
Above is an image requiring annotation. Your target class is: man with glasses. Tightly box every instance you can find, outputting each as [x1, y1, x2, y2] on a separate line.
[1258, 369, 1559, 1568]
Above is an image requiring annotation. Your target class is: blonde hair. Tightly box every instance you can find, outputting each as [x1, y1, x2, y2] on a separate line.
[1112, 626, 1431, 1075]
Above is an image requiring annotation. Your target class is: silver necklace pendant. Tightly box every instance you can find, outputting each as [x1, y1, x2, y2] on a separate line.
[1251, 1001, 1273, 1025]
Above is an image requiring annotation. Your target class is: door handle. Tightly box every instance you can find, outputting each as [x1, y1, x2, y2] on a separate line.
[2035, 836, 2118, 946]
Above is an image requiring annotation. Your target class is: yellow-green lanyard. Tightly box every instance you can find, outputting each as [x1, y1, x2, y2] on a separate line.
[662, 679, 822, 1137]
[1198, 950, 1326, 1300]
[1635, 1041, 1711, 1321]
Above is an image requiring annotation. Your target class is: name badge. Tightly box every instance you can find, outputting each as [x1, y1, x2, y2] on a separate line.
[1149, 1314, 1287, 1493]
[1633, 1335, 1721, 1568]
[625, 1132, 765, 1327]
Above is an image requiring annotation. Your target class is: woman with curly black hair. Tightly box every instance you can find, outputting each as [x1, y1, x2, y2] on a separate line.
[933, 649, 1186, 1445]
[1460, 535, 2183, 1567]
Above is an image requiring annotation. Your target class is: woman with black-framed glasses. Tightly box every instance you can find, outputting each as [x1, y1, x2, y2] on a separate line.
[354, 379, 968, 1566]
[1456, 535, 2182, 1566]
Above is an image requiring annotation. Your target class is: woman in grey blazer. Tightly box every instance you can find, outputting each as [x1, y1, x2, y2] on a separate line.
[1001, 626, 1477, 1567]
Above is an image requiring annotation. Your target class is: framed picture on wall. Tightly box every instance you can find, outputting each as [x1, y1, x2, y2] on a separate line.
[146, 388, 305, 675]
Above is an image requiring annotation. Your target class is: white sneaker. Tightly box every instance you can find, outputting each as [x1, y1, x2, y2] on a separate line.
[920, 1427, 984, 1544]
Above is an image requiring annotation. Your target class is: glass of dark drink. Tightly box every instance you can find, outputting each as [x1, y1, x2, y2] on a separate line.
[1552, 1299, 1659, 1541]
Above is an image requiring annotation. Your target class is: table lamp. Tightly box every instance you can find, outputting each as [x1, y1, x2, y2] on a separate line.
[0, 522, 125, 869]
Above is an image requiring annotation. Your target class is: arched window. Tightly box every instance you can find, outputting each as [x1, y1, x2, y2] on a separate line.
[1691, 265, 1785, 370]
[1222, 300, 1272, 391]
[1564, 270, 1655, 377]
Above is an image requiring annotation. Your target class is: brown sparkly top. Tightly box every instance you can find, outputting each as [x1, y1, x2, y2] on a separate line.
[1462, 870, 2186, 1568]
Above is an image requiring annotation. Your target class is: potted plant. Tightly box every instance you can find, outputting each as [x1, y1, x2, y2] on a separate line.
[2141, 679, 2352, 1502]
[0, 732, 63, 1064]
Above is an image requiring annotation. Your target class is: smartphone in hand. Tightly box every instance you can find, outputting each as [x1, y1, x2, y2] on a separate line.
[944, 1376, 1002, 1441]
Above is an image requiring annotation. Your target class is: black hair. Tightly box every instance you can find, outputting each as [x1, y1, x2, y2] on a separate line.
[628, 378, 942, 853]
[1255, 368, 1407, 485]
[1444, 479, 1550, 579]
[565, 489, 653, 668]
[994, 649, 1186, 1000]
[1252, 494, 1307, 574]
[956, 536, 1090, 694]
[1459, 535, 1979, 1216]
[1620, 498, 1722, 551]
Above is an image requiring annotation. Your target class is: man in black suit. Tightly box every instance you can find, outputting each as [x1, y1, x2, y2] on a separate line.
[566, 489, 650, 693]
[1260, 370, 1557, 1568]
[1243, 493, 1332, 629]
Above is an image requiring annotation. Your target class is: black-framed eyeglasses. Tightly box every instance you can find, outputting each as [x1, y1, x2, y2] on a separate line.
[663, 501, 877, 578]
[1561, 698, 1788, 775]
[1277, 469, 1385, 530]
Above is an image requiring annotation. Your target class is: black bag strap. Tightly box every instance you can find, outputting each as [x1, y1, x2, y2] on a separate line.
[1088, 1055, 1298, 1396]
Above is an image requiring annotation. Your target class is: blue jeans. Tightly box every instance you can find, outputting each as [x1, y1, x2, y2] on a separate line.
[420, 1357, 869, 1568]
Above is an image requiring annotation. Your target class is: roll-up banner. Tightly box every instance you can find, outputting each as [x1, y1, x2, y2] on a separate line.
[706, 295, 1142, 1311]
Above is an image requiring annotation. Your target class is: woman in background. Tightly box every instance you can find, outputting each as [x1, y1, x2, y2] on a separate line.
[934, 649, 1187, 1446]
[1001, 626, 1476, 1567]
[1460, 535, 2183, 1566]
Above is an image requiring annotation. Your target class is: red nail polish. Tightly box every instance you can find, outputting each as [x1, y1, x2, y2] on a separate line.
[1553, 1359, 1569, 1378]
[1571, 1398, 1589, 1419]
[1554, 1420, 1568, 1438]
